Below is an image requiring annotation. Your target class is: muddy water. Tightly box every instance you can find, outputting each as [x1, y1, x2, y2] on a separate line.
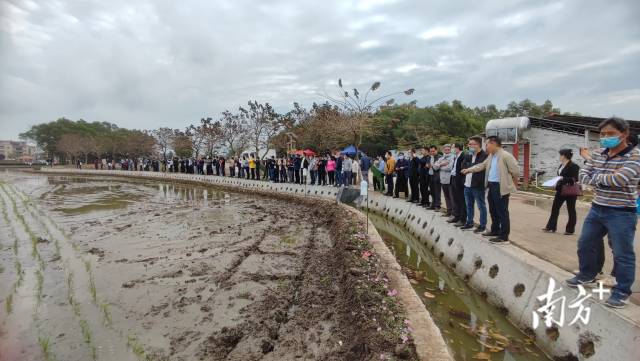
[0, 173, 416, 361]
[369, 213, 551, 361]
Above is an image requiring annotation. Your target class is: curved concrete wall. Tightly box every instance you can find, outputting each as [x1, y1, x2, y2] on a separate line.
[360, 193, 640, 361]
[36, 169, 453, 361]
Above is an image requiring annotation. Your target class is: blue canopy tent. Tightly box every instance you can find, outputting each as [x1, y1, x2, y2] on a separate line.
[341, 145, 357, 157]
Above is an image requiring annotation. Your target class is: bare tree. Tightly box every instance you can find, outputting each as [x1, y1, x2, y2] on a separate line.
[152, 127, 174, 161]
[219, 110, 248, 157]
[56, 133, 91, 164]
[239, 101, 283, 159]
[322, 79, 415, 147]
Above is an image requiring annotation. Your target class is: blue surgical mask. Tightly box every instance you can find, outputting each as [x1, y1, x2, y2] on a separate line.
[468, 147, 476, 155]
[398, 155, 404, 160]
[600, 136, 621, 149]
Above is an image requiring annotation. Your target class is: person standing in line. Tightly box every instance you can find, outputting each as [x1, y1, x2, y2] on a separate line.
[449, 143, 467, 225]
[351, 156, 360, 185]
[542, 149, 580, 235]
[318, 156, 327, 185]
[360, 152, 371, 186]
[459, 137, 488, 233]
[426, 145, 442, 210]
[302, 156, 309, 184]
[219, 157, 226, 176]
[287, 156, 295, 183]
[434, 144, 455, 217]
[309, 155, 318, 185]
[462, 136, 519, 243]
[327, 156, 336, 186]
[407, 149, 420, 202]
[335, 155, 343, 187]
[249, 156, 256, 179]
[418, 147, 430, 207]
[394, 152, 409, 199]
[294, 155, 301, 184]
[373, 155, 386, 193]
[384, 151, 395, 196]
[566, 117, 639, 308]
[342, 156, 353, 187]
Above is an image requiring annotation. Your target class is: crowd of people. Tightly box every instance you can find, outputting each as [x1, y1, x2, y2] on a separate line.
[76, 117, 637, 309]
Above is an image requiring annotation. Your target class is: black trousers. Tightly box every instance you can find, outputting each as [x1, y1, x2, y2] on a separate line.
[487, 182, 510, 239]
[451, 177, 466, 221]
[395, 174, 408, 197]
[409, 175, 419, 201]
[429, 176, 441, 207]
[419, 174, 430, 205]
[385, 174, 394, 195]
[442, 183, 454, 215]
[545, 192, 577, 233]
[295, 170, 301, 184]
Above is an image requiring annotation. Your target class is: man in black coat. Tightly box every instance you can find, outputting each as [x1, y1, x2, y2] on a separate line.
[407, 149, 420, 202]
[418, 147, 430, 207]
[448, 143, 467, 225]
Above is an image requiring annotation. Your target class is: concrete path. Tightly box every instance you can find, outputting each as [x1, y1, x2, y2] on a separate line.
[461, 191, 640, 303]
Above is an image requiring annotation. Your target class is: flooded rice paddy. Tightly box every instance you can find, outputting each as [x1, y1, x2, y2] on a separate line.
[0, 172, 416, 361]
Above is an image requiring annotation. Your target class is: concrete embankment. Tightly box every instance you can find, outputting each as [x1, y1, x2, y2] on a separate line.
[37, 168, 453, 361]
[358, 192, 640, 361]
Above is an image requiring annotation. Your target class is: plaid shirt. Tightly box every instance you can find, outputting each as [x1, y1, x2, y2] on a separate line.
[579, 145, 640, 210]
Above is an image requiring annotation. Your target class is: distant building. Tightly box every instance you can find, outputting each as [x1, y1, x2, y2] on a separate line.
[0, 140, 38, 162]
[485, 114, 640, 184]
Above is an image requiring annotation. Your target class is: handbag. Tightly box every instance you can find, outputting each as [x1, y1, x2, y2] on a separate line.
[561, 182, 582, 197]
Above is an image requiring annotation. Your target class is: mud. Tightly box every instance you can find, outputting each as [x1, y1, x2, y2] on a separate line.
[0, 172, 417, 361]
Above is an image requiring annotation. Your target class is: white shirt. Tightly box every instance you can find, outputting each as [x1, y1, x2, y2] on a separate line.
[451, 153, 458, 176]
[464, 154, 476, 188]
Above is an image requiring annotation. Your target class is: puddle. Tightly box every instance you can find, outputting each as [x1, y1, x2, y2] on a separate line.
[369, 213, 551, 361]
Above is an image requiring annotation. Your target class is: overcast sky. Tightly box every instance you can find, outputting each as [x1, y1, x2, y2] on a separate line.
[1, 0, 639, 140]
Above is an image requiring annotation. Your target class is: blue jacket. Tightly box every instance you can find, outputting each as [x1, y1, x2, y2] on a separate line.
[360, 155, 371, 172]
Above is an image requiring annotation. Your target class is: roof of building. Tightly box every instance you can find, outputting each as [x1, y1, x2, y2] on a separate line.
[528, 114, 640, 136]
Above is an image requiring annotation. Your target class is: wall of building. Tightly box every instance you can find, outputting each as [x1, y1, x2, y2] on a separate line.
[527, 128, 599, 182]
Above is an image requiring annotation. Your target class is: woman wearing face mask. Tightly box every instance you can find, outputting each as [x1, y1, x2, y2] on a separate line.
[542, 149, 580, 234]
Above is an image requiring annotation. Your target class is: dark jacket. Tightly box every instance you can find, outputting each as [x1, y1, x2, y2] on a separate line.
[408, 157, 420, 178]
[555, 161, 580, 192]
[425, 154, 440, 177]
[395, 158, 409, 177]
[461, 150, 488, 188]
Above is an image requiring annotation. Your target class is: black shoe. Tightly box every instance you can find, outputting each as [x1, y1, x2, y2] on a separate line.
[482, 231, 499, 237]
[393, 196, 399, 198]
[564, 231, 574, 235]
[440, 213, 450, 217]
[434, 207, 441, 211]
[454, 221, 465, 227]
[489, 237, 509, 245]
[446, 217, 458, 223]
[460, 224, 474, 230]
[406, 199, 414, 203]
[541, 228, 555, 233]
[427, 206, 436, 210]
[473, 227, 486, 234]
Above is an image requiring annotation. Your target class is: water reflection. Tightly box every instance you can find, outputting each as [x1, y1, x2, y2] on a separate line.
[369, 213, 550, 361]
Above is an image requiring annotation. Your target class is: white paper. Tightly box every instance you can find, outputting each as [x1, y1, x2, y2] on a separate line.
[542, 176, 562, 187]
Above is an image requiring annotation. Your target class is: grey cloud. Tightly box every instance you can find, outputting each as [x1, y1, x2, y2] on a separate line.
[1, 0, 640, 140]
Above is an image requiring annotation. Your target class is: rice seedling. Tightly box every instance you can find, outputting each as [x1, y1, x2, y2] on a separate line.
[14, 261, 24, 288]
[127, 334, 148, 360]
[100, 302, 112, 326]
[38, 336, 55, 361]
[4, 293, 13, 314]
[79, 319, 97, 360]
[53, 239, 61, 259]
[35, 269, 44, 306]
